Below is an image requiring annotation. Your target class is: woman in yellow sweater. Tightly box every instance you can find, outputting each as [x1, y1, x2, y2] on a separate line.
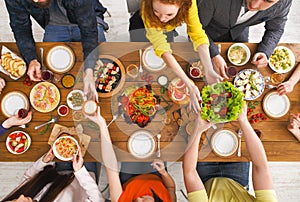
[138, 0, 223, 113]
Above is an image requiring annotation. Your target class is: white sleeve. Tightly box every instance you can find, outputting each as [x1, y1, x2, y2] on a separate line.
[74, 166, 105, 202]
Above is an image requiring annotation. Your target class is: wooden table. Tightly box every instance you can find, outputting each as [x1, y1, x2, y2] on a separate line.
[0, 42, 299, 162]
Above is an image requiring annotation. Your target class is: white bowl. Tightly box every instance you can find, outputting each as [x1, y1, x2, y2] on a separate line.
[268, 46, 295, 73]
[227, 43, 251, 66]
[211, 129, 238, 157]
[6, 131, 31, 155]
[53, 136, 79, 161]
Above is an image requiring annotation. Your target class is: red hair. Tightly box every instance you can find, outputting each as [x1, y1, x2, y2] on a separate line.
[142, 0, 192, 28]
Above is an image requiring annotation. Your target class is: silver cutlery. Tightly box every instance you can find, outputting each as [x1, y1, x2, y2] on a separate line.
[40, 47, 45, 71]
[265, 84, 277, 89]
[34, 116, 59, 130]
[107, 114, 119, 128]
[237, 129, 242, 157]
[139, 49, 143, 75]
[157, 133, 161, 158]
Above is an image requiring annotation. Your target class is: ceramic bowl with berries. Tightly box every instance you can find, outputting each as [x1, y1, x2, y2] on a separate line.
[6, 131, 31, 154]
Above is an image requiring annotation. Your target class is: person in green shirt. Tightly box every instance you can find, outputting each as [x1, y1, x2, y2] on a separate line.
[183, 105, 278, 202]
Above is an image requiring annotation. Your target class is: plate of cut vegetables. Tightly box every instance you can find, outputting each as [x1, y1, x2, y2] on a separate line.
[201, 81, 245, 123]
[118, 85, 160, 128]
[6, 131, 31, 154]
[269, 46, 295, 73]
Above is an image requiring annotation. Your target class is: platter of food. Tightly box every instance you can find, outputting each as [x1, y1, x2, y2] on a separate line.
[201, 81, 245, 123]
[227, 43, 251, 66]
[127, 130, 156, 159]
[118, 85, 160, 128]
[46, 45, 75, 73]
[263, 91, 290, 118]
[211, 129, 238, 157]
[67, 89, 86, 110]
[0, 46, 26, 80]
[30, 82, 60, 113]
[268, 46, 295, 73]
[6, 131, 31, 155]
[168, 77, 190, 105]
[234, 69, 265, 100]
[1, 91, 29, 117]
[52, 135, 79, 161]
[142, 46, 166, 72]
[94, 55, 125, 98]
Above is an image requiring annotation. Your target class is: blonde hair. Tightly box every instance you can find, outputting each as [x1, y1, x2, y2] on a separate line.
[142, 0, 192, 28]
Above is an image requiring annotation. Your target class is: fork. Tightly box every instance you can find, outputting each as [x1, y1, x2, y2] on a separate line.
[237, 129, 242, 157]
[40, 47, 46, 71]
[157, 134, 161, 158]
[34, 116, 59, 130]
[107, 114, 119, 128]
[138, 49, 143, 75]
[265, 84, 277, 89]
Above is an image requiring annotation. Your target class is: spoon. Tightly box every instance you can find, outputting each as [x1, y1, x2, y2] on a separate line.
[157, 134, 161, 158]
[107, 114, 119, 128]
[139, 49, 143, 75]
[40, 47, 45, 71]
[34, 116, 59, 130]
[265, 84, 277, 89]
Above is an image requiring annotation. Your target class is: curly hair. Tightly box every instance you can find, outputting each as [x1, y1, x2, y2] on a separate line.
[142, 0, 192, 28]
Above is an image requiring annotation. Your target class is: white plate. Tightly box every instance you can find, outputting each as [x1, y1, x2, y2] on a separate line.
[142, 46, 166, 72]
[46, 45, 75, 73]
[52, 136, 79, 161]
[1, 91, 29, 117]
[6, 131, 31, 155]
[234, 69, 265, 100]
[67, 89, 87, 110]
[263, 91, 290, 118]
[227, 43, 251, 66]
[128, 130, 155, 159]
[211, 129, 238, 157]
[268, 46, 295, 73]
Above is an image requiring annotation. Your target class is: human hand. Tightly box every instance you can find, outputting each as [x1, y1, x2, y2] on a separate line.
[194, 115, 212, 133]
[42, 148, 55, 163]
[288, 113, 300, 141]
[73, 147, 84, 172]
[2, 111, 32, 129]
[14, 194, 32, 202]
[83, 68, 98, 102]
[0, 77, 6, 94]
[188, 85, 202, 114]
[251, 52, 268, 68]
[27, 59, 41, 81]
[212, 55, 229, 79]
[204, 69, 223, 85]
[151, 159, 167, 175]
[277, 80, 295, 96]
[237, 104, 248, 122]
[85, 106, 106, 127]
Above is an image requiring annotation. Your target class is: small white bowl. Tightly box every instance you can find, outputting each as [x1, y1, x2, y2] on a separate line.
[57, 105, 69, 116]
[53, 136, 79, 161]
[227, 43, 251, 66]
[6, 131, 31, 155]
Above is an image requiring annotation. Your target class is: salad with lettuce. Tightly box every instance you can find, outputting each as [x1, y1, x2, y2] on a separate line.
[201, 81, 245, 123]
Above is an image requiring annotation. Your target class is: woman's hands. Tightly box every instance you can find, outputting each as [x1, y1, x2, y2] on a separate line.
[73, 147, 84, 172]
[277, 80, 295, 96]
[2, 112, 32, 129]
[288, 113, 300, 141]
[151, 159, 167, 176]
[42, 148, 55, 163]
[0, 77, 6, 94]
[86, 106, 106, 127]
[188, 85, 202, 114]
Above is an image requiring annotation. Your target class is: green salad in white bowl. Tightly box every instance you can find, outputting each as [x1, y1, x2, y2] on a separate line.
[201, 82, 245, 123]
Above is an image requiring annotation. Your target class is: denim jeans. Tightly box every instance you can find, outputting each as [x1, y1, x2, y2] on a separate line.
[43, 24, 106, 42]
[55, 162, 100, 183]
[196, 162, 250, 188]
[119, 162, 165, 185]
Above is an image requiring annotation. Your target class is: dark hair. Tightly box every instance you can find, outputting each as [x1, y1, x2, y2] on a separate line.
[151, 189, 163, 202]
[1, 165, 74, 202]
[32, 0, 52, 8]
[142, 0, 192, 28]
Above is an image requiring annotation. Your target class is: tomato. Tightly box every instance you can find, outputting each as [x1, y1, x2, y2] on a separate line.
[9, 133, 17, 139]
[16, 147, 24, 153]
[227, 92, 232, 98]
[143, 115, 149, 124]
[121, 96, 129, 105]
[254, 119, 259, 123]
[262, 117, 267, 121]
[16, 132, 23, 138]
[250, 120, 255, 124]
[136, 114, 144, 123]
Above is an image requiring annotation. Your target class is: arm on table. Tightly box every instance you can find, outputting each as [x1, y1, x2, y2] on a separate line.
[277, 63, 300, 96]
[238, 105, 274, 190]
[183, 116, 211, 193]
[86, 107, 122, 202]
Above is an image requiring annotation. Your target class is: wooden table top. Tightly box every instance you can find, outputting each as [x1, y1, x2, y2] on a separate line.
[0, 42, 299, 162]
